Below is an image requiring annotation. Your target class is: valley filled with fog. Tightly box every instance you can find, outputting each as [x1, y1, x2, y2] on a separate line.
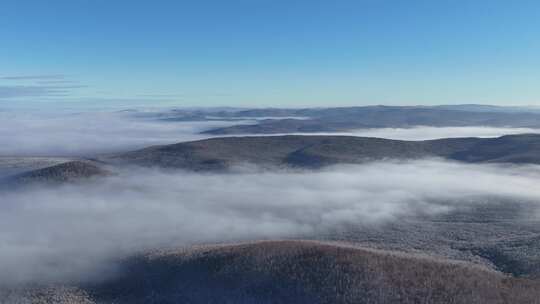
[3, 107, 540, 303]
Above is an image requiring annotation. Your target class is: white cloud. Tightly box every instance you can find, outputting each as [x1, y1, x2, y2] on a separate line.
[1, 160, 540, 285]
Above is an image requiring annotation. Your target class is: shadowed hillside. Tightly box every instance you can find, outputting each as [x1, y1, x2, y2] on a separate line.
[6, 241, 536, 303]
[81, 241, 540, 303]
[6, 161, 110, 185]
[0, 286, 94, 304]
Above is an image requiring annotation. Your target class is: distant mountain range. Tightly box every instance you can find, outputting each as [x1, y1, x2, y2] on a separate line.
[195, 105, 540, 134]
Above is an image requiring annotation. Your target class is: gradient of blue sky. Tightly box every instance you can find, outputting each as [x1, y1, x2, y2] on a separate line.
[1, 0, 539, 108]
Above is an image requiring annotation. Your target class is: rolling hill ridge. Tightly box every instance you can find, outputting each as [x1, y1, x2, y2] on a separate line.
[105, 134, 540, 170]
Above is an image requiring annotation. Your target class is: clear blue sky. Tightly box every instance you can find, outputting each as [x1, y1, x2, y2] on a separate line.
[1, 0, 539, 108]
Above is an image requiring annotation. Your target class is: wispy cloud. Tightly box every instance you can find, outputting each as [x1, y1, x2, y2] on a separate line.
[0, 74, 86, 99]
[136, 93, 185, 98]
[36, 80, 79, 85]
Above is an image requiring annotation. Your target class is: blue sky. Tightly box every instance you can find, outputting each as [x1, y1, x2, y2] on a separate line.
[1, 0, 539, 108]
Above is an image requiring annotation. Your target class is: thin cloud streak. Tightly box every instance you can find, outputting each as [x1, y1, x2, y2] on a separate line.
[0, 85, 87, 99]
[0, 74, 66, 80]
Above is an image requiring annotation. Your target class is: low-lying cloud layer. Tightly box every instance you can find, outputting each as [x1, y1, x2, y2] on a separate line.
[1, 160, 540, 285]
[0, 110, 240, 156]
[1, 109, 539, 157]
[286, 126, 540, 141]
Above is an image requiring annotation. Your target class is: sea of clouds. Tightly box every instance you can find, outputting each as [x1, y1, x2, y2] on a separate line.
[2, 108, 540, 285]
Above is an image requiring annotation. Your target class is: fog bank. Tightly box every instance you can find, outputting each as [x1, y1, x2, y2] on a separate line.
[1, 160, 540, 285]
[0, 110, 238, 156]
